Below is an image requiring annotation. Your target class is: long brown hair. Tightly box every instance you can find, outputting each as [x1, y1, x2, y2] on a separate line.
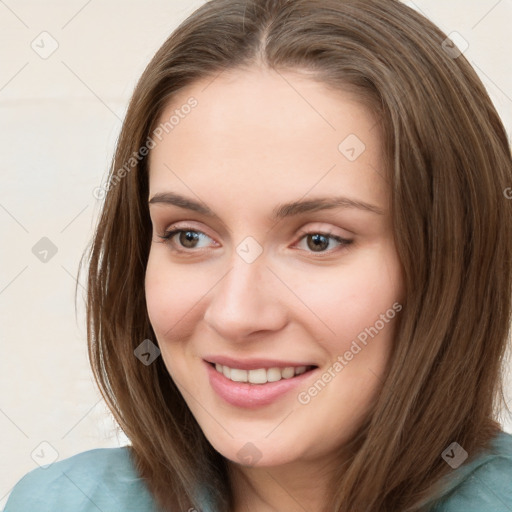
[80, 0, 512, 510]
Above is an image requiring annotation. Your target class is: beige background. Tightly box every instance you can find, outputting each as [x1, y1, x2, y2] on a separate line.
[1, 0, 511, 506]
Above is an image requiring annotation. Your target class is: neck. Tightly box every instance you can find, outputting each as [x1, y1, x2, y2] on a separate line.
[228, 454, 340, 512]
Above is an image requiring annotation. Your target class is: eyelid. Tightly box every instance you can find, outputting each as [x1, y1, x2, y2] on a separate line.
[296, 226, 340, 238]
[160, 221, 217, 241]
[155, 222, 219, 254]
[156, 218, 351, 239]
[156, 222, 354, 255]
[295, 223, 353, 242]
[293, 229, 353, 253]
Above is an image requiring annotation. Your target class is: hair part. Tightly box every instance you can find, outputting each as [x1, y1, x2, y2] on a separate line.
[80, 1, 512, 510]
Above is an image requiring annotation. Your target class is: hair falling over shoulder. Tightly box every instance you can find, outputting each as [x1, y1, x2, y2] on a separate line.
[79, 1, 512, 510]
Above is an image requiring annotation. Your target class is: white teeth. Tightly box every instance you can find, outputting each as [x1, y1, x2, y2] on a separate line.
[248, 368, 267, 384]
[281, 367, 295, 379]
[213, 364, 311, 384]
[230, 368, 248, 382]
[295, 366, 306, 375]
[266, 368, 282, 382]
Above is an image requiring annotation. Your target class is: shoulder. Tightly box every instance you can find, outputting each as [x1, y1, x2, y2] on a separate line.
[429, 430, 512, 511]
[3, 446, 160, 512]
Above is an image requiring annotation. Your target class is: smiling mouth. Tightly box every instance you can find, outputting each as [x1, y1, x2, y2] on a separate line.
[209, 362, 317, 384]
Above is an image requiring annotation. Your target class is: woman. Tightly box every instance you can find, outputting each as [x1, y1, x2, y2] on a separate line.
[5, 0, 512, 511]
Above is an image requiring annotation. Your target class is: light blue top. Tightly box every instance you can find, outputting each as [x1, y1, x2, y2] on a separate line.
[4, 431, 512, 511]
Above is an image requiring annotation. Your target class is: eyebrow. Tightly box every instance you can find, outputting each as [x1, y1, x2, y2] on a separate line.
[148, 191, 385, 219]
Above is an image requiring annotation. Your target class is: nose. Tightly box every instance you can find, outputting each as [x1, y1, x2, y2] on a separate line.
[203, 254, 288, 341]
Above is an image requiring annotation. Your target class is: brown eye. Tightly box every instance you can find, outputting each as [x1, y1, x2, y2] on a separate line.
[307, 234, 330, 252]
[179, 230, 200, 248]
[296, 231, 353, 254]
[158, 228, 214, 250]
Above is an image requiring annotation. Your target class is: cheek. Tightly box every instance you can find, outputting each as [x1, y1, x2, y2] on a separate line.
[287, 248, 402, 349]
[144, 252, 205, 342]
[145, 255, 209, 382]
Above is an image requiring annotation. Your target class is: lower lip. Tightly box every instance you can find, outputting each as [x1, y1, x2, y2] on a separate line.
[205, 361, 316, 409]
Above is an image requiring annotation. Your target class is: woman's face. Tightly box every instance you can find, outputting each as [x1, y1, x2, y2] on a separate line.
[145, 66, 404, 468]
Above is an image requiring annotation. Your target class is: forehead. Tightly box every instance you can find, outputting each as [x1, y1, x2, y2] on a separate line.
[148, 66, 387, 211]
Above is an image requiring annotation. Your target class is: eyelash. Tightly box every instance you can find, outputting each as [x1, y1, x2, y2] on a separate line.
[156, 227, 353, 256]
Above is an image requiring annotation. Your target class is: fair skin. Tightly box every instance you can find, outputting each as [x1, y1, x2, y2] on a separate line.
[145, 66, 404, 511]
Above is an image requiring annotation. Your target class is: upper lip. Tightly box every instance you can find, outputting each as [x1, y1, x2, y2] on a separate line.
[205, 356, 317, 370]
